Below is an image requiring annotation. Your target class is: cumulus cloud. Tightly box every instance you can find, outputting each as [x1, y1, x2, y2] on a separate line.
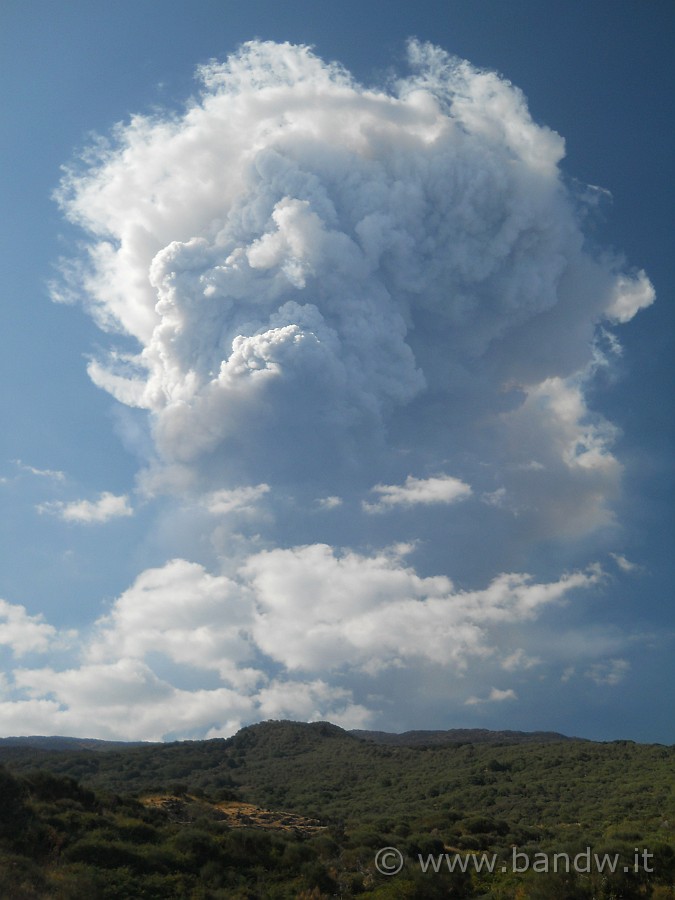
[85, 548, 601, 686]
[86, 559, 256, 684]
[244, 544, 602, 675]
[604, 271, 654, 324]
[4, 666, 371, 743]
[315, 495, 343, 510]
[0, 549, 604, 739]
[37, 492, 133, 523]
[0, 600, 57, 656]
[465, 687, 518, 706]
[10, 38, 654, 739]
[11, 660, 256, 742]
[363, 473, 472, 513]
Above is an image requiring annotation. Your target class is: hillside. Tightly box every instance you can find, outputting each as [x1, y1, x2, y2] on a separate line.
[0, 720, 673, 898]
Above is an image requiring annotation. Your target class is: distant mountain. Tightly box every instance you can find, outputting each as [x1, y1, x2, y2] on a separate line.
[0, 722, 578, 753]
[350, 727, 579, 746]
[0, 735, 153, 752]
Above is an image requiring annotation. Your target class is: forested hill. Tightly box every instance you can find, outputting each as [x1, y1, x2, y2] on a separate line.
[0, 719, 669, 809]
[0, 720, 673, 897]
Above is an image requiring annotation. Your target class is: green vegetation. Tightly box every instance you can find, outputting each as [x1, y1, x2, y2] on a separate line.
[0, 721, 673, 898]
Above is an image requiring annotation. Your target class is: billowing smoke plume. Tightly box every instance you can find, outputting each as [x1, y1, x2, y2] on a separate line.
[56, 40, 651, 502]
[12, 40, 653, 738]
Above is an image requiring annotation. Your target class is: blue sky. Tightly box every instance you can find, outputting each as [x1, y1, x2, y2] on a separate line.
[0, 0, 673, 743]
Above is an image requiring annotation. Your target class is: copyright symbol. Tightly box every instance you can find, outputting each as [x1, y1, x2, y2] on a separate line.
[375, 846, 404, 876]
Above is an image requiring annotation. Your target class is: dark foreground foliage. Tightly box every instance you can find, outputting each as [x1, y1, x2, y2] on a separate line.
[0, 720, 673, 898]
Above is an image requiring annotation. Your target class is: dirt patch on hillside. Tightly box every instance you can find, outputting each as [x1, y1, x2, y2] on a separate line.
[141, 794, 325, 835]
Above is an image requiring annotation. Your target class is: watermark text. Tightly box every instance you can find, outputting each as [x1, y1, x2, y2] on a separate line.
[375, 845, 655, 877]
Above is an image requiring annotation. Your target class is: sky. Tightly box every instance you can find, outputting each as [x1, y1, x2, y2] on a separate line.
[0, 0, 673, 744]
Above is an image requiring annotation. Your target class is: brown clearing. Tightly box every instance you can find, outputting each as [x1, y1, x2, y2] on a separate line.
[140, 794, 325, 836]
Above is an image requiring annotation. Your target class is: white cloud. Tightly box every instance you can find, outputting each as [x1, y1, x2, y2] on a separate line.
[87, 559, 256, 684]
[0, 600, 57, 655]
[316, 495, 343, 510]
[38, 492, 133, 524]
[12, 660, 257, 742]
[2, 667, 373, 743]
[364, 474, 472, 513]
[204, 484, 270, 516]
[499, 372, 623, 537]
[465, 687, 518, 705]
[584, 658, 630, 687]
[0, 547, 606, 739]
[243, 543, 601, 673]
[605, 270, 654, 323]
[14, 460, 65, 481]
[52, 39, 652, 537]
[610, 552, 639, 573]
[501, 649, 540, 671]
